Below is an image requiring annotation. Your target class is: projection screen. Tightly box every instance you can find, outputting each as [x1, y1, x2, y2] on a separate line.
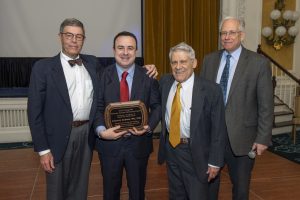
[0, 0, 142, 57]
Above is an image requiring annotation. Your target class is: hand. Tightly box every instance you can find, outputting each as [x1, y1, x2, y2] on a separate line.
[98, 125, 127, 140]
[129, 125, 150, 136]
[144, 64, 158, 79]
[40, 152, 55, 173]
[206, 166, 220, 182]
[252, 143, 268, 156]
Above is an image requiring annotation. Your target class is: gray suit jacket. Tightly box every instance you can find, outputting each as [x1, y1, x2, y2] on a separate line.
[158, 74, 226, 182]
[200, 46, 274, 156]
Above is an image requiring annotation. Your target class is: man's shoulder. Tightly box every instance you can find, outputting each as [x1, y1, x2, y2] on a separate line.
[204, 50, 222, 59]
[134, 64, 150, 77]
[80, 54, 99, 64]
[242, 47, 268, 60]
[159, 74, 173, 84]
[197, 75, 219, 87]
[32, 54, 59, 70]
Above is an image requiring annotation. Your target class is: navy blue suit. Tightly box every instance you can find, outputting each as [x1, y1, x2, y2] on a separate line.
[28, 53, 101, 163]
[94, 64, 161, 200]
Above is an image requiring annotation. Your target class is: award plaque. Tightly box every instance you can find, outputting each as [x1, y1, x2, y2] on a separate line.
[105, 100, 148, 131]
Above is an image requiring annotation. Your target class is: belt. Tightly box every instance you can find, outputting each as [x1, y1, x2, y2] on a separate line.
[180, 138, 190, 144]
[72, 120, 89, 127]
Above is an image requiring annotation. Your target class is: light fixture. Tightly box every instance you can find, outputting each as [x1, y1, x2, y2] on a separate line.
[261, 0, 299, 50]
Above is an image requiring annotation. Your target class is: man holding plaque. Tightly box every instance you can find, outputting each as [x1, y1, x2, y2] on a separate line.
[94, 31, 161, 200]
[158, 42, 226, 200]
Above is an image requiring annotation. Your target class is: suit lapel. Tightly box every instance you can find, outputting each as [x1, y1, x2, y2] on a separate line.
[131, 66, 144, 100]
[190, 76, 205, 138]
[161, 75, 175, 136]
[51, 54, 72, 111]
[107, 65, 120, 101]
[227, 47, 248, 103]
[211, 51, 223, 81]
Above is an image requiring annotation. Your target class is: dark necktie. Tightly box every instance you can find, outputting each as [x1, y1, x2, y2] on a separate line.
[68, 58, 82, 67]
[169, 83, 182, 148]
[220, 54, 231, 104]
[120, 71, 129, 102]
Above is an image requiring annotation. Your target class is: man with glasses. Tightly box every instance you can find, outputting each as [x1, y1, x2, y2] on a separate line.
[200, 16, 273, 200]
[28, 18, 157, 200]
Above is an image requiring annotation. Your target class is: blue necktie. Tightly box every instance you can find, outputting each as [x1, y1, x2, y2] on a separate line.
[220, 54, 231, 104]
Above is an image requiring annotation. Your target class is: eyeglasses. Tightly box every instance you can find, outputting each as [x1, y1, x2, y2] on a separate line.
[220, 31, 241, 37]
[60, 32, 85, 41]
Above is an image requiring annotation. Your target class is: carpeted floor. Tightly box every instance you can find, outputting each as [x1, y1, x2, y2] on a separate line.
[268, 132, 300, 164]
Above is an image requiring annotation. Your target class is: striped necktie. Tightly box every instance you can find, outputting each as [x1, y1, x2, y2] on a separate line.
[220, 54, 231, 104]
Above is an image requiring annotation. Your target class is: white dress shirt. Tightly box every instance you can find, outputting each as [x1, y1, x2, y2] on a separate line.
[60, 52, 93, 121]
[165, 73, 194, 138]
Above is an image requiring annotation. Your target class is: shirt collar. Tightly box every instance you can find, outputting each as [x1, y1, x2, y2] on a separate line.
[116, 63, 135, 79]
[60, 51, 80, 61]
[174, 72, 195, 90]
[223, 45, 242, 61]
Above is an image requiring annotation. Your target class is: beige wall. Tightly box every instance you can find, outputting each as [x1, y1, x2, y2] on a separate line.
[222, 0, 299, 73]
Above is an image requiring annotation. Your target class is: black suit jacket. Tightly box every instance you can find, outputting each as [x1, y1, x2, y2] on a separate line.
[94, 64, 161, 158]
[158, 74, 226, 182]
[28, 53, 102, 163]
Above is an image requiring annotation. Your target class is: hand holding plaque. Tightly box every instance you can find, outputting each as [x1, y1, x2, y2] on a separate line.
[105, 101, 148, 132]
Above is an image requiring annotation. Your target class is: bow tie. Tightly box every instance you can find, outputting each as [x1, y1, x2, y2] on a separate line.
[68, 58, 82, 67]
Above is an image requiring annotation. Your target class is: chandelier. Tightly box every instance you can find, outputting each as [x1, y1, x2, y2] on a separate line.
[261, 0, 299, 50]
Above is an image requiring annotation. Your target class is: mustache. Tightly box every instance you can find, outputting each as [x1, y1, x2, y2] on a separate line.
[174, 68, 185, 74]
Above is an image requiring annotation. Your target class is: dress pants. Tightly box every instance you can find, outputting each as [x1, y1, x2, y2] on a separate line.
[46, 123, 92, 200]
[225, 140, 255, 200]
[99, 137, 149, 200]
[209, 139, 255, 200]
[166, 141, 209, 200]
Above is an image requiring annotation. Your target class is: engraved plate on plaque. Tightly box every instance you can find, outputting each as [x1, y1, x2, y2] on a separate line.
[104, 101, 148, 131]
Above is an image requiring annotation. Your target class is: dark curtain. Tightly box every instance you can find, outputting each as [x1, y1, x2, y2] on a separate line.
[0, 57, 144, 96]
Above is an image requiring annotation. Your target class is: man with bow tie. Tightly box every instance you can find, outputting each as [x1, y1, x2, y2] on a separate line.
[28, 18, 157, 200]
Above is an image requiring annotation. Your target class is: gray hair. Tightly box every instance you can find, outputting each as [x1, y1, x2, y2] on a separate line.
[59, 18, 85, 35]
[169, 42, 196, 61]
[219, 16, 245, 32]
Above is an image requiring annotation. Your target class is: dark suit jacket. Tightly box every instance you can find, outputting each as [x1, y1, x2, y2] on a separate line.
[94, 64, 161, 158]
[200, 46, 274, 156]
[28, 53, 102, 163]
[158, 74, 226, 182]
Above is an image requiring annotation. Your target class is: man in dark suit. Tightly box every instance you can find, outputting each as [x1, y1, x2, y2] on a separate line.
[158, 42, 226, 200]
[27, 18, 101, 200]
[94, 31, 161, 200]
[201, 17, 274, 200]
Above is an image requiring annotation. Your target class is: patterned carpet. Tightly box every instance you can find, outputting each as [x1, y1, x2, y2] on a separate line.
[268, 132, 300, 164]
